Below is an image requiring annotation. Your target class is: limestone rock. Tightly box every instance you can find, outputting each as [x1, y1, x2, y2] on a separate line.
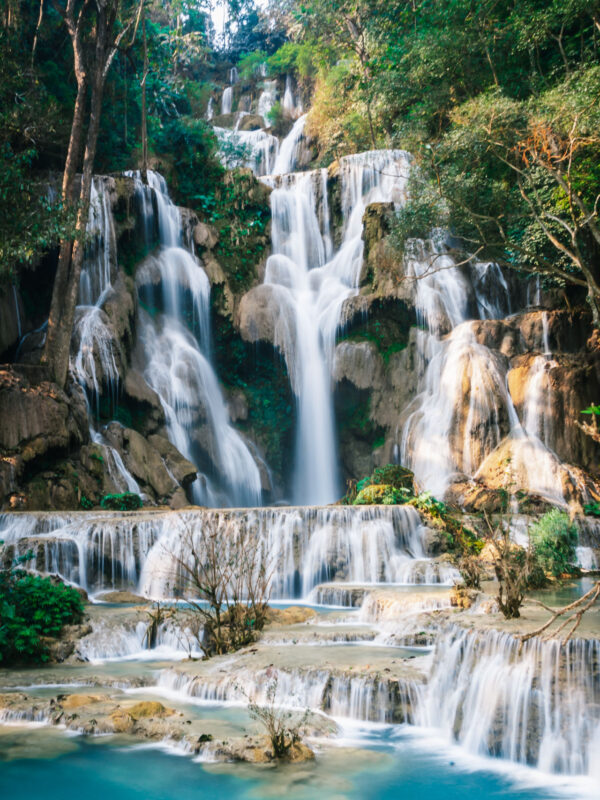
[147, 433, 197, 487]
[238, 284, 295, 354]
[237, 113, 264, 131]
[103, 272, 137, 358]
[193, 221, 219, 250]
[333, 341, 383, 390]
[123, 369, 165, 434]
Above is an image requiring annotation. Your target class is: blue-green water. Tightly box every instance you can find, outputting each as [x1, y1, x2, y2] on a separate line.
[0, 725, 587, 800]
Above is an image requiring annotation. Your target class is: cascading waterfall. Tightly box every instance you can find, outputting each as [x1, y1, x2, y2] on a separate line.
[221, 85, 233, 115]
[132, 171, 262, 507]
[260, 148, 410, 504]
[157, 664, 419, 724]
[400, 232, 574, 504]
[0, 505, 454, 597]
[415, 627, 600, 778]
[71, 178, 142, 494]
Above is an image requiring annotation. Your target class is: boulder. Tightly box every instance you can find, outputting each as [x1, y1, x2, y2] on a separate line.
[103, 272, 137, 358]
[333, 341, 383, 390]
[123, 369, 165, 434]
[238, 284, 295, 355]
[193, 222, 219, 250]
[147, 434, 197, 487]
[237, 113, 264, 131]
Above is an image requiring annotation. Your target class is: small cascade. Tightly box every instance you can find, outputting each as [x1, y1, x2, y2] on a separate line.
[400, 233, 573, 504]
[271, 114, 307, 175]
[0, 510, 159, 593]
[214, 126, 280, 176]
[157, 664, 419, 723]
[77, 618, 202, 662]
[260, 149, 410, 504]
[221, 85, 233, 114]
[415, 627, 600, 778]
[282, 74, 302, 118]
[257, 79, 277, 122]
[522, 313, 556, 447]
[205, 96, 214, 120]
[133, 171, 262, 507]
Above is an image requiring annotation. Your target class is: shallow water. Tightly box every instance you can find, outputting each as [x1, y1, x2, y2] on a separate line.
[0, 724, 585, 800]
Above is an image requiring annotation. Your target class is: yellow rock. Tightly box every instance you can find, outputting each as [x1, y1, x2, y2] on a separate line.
[126, 701, 175, 719]
[60, 694, 105, 710]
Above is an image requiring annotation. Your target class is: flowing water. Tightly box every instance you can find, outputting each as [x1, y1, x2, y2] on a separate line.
[132, 171, 262, 507]
[0, 730, 577, 800]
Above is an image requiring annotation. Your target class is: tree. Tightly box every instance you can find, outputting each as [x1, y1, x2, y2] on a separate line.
[530, 509, 579, 577]
[159, 518, 271, 656]
[43, 0, 144, 387]
[244, 677, 311, 759]
[484, 512, 538, 619]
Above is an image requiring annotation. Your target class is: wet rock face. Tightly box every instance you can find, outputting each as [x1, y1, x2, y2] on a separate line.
[0, 368, 90, 506]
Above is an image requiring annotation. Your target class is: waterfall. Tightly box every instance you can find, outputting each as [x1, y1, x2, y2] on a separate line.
[157, 664, 419, 724]
[271, 114, 307, 175]
[70, 177, 141, 494]
[415, 627, 600, 778]
[133, 171, 262, 507]
[258, 79, 277, 122]
[221, 86, 233, 114]
[400, 233, 573, 504]
[0, 505, 452, 597]
[261, 148, 410, 505]
[214, 126, 280, 176]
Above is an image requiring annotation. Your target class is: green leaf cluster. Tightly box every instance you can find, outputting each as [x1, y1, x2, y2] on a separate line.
[0, 545, 84, 665]
[529, 510, 579, 577]
[100, 493, 143, 511]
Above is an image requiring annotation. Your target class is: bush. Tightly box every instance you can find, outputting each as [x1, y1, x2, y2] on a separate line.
[0, 547, 84, 664]
[530, 510, 578, 577]
[100, 493, 143, 511]
[354, 484, 411, 505]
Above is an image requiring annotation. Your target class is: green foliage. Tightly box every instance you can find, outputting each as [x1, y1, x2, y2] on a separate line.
[0, 545, 84, 665]
[409, 491, 448, 518]
[207, 169, 271, 294]
[80, 495, 94, 510]
[354, 483, 412, 505]
[582, 404, 600, 416]
[267, 42, 317, 80]
[238, 50, 268, 79]
[530, 510, 579, 577]
[266, 101, 284, 129]
[584, 502, 600, 518]
[100, 493, 143, 511]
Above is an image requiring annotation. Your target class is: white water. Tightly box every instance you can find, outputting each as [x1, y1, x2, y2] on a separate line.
[221, 86, 233, 115]
[259, 147, 410, 504]
[70, 178, 142, 493]
[0, 505, 451, 597]
[399, 234, 574, 504]
[133, 171, 262, 507]
[416, 627, 600, 778]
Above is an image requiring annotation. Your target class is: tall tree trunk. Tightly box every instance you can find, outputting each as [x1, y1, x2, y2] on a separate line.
[44, 8, 109, 388]
[140, 9, 148, 183]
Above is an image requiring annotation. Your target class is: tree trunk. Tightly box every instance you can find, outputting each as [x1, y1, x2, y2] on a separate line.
[140, 9, 148, 183]
[44, 11, 109, 388]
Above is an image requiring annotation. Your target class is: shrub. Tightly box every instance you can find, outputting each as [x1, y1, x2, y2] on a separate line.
[354, 484, 411, 505]
[100, 493, 143, 511]
[0, 546, 84, 664]
[530, 510, 578, 577]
